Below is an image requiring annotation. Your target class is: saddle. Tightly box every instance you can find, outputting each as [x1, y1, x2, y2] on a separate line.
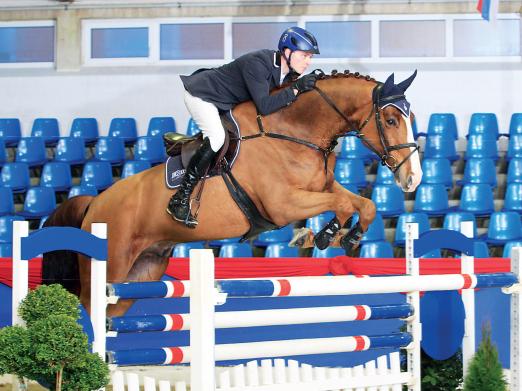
[163, 112, 278, 239]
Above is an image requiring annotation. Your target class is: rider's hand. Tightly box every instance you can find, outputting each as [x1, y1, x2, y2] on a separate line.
[292, 74, 318, 95]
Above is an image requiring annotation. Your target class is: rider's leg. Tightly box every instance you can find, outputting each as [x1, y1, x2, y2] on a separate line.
[166, 92, 224, 227]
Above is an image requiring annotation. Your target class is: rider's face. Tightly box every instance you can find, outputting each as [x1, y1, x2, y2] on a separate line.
[287, 49, 314, 74]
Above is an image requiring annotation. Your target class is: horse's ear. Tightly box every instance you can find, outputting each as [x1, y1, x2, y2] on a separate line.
[382, 73, 395, 92]
[396, 70, 417, 92]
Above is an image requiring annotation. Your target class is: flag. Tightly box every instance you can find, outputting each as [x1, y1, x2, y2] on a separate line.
[477, 0, 499, 21]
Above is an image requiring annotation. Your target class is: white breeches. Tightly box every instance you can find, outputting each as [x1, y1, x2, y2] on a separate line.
[184, 91, 226, 152]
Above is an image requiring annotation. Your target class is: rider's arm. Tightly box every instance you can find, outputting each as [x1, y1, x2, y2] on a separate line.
[240, 57, 297, 116]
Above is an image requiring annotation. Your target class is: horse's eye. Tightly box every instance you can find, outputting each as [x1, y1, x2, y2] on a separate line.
[387, 119, 397, 127]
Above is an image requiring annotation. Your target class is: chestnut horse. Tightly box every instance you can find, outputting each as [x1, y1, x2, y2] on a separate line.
[43, 70, 422, 316]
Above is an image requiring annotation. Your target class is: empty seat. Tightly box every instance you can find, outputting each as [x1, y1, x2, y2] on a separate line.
[371, 184, 405, 217]
[94, 137, 125, 165]
[412, 117, 419, 140]
[375, 164, 395, 186]
[508, 113, 522, 138]
[172, 241, 206, 257]
[503, 240, 522, 258]
[413, 184, 449, 216]
[219, 242, 253, 258]
[483, 211, 522, 244]
[81, 161, 113, 190]
[359, 241, 394, 258]
[0, 187, 14, 216]
[0, 118, 22, 147]
[443, 212, 477, 237]
[394, 212, 430, 246]
[351, 213, 385, 243]
[0, 242, 12, 257]
[421, 158, 453, 189]
[70, 118, 99, 145]
[464, 134, 498, 160]
[473, 241, 490, 258]
[507, 158, 522, 184]
[423, 135, 459, 162]
[504, 183, 522, 214]
[424, 113, 458, 140]
[19, 187, 56, 219]
[507, 134, 522, 161]
[40, 162, 72, 191]
[148, 117, 176, 138]
[339, 136, 374, 162]
[467, 113, 499, 139]
[208, 236, 241, 247]
[0, 139, 6, 167]
[459, 183, 495, 216]
[31, 118, 60, 146]
[458, 158, 497, 188]
[134, 136, 166, 165]
[253, 224, 294, 247]
[0, 162, 31, 193]
[334, 158, 367, 188]
[68, 185, 98, 198]
[15, 137, 47, 167]
[0, 215, 25, 243]
[186, 118, 200, 136]
[312, 246, 345, 258]
[109, 118, 138, 145]
[54, 137, 86, 165]
[265, 243, 299, 257]
[121, 160, 151, 179]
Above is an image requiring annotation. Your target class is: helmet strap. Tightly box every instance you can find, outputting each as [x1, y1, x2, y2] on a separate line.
[282, 50, 299, 75]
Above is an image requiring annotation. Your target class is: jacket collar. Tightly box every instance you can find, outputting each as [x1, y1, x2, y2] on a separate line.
[272, 51, 283, 85]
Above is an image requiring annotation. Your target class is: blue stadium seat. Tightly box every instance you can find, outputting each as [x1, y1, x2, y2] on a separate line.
[0, 162, 31, 193]
[0, 187, 14, 216]
[458, 158, 497, 188]
[121, 160, 151, 178]
[465, 134, 498, 160]
[473, 241, 490, 258]
[467, 113, 499, 139]
[413, 184, 449, 216]
[507, 134, 522, 161]
[81, 161, 113, 190]
[503, 240, 522, 258]
[421, 249, 442, 258]
[334, 158, 367, 188]
[0, 242, 12, 257]
[421, 158, 453, 189]
[375, 164, 395, 186]
[94, 137, 125, 165]
[172, 241, 206, 257]
[31, 118, 60, 146]
[504, 183, 522, 214]
[0, 139, 6, 167]
[339, 182, 359, 194]
[359, 241, 394, 258]
[253, 224, 294, 247]
[265, 243, 299, 257]
[459, 183, 495, 216]
[186, 118, 200, 136]
[312, 246, 345, 258]
[507, 159, 522, 184]
[371, 184, 405, 217]
[423, 135, 459, 162]
[219, 242, 253, 258]
[40, 162, 72, 192]
[208, 237, 241, 247]
[0, 118, 22, 147]
[70, 118, 99, 145]
[54, 137, 86, 165]
[443, 212, 477, 237]
[351, 213, 385, 243]
[483, 211, 522, 245]
[394, 212, 430, 246]
[19, 187, 56, 219]
[424, 113, 458, 140]
[305, 211, 335, 234]
[339, 136, 374, 162]
[109, 118, 138, 145]
[148, 117, 176, 138]
[412, 117, 419, 140]
[15, 137, 47, 167]
[134, 136, 166, 165]
[67, 185, 98, 198]
[508, 113, 522, 138]
[0, 215, 25, 243]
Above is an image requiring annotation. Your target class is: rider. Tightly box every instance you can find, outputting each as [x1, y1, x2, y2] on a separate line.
[167, 26, 320, 227]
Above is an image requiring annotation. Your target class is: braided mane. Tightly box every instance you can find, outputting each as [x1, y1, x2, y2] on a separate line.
[314, 69, 376, 82]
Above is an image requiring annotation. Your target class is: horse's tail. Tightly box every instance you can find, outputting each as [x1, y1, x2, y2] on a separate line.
[41, 195, 94, 296]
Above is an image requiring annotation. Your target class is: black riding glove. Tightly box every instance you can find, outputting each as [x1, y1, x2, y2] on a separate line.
[293, 74, 318, 95]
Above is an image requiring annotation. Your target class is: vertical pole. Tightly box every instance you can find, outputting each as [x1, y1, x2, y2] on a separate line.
[190, 249, 216, 391]
[460, 221, 475, 377]
[90, 223, 107, 360]
[510, 247, 522, 391]
[12, 221, 29, 326]
[405, 223, 421, 391]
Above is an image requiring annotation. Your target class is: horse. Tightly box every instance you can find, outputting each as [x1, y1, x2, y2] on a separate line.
[42, 70, 422, 316]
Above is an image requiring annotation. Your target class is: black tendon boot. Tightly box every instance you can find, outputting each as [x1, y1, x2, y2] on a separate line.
[167, 138, 216, 228]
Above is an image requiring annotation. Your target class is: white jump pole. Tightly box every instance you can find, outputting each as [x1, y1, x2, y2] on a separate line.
[90, 223, 108, 360]
[510, 247, 522, 390]
[460, 220, 476, 376]
[11, 221, 29, 326]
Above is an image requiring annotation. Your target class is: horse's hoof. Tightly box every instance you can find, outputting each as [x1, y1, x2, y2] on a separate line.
[314, 217, 341, 250]
[340, 222, 364, 255]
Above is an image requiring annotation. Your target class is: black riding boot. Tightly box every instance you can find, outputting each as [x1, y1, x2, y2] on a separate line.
[166, 138, 216, 228]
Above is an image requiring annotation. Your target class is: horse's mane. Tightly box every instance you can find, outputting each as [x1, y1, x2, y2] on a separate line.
[313, 69, 377, 83]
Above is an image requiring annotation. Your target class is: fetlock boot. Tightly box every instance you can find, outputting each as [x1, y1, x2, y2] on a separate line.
[167, 138, 216, 227]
